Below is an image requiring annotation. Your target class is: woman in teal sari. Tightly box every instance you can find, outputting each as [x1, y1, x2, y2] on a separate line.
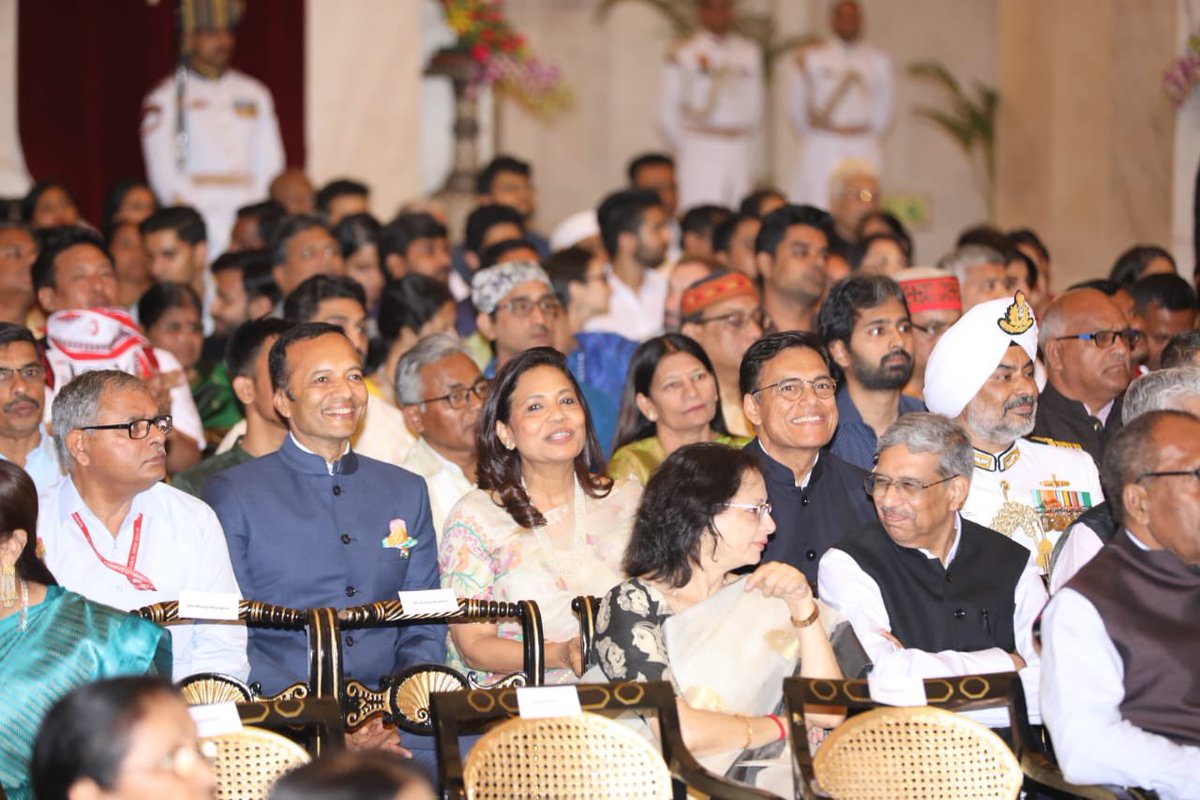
[0, 461, 169, 800]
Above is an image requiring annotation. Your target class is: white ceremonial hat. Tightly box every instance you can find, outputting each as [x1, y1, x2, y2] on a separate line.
[924, 291, 1039, 418]
[549, 210, 599, 252]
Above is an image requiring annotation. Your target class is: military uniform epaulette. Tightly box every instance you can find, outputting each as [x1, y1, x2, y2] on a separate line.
[1027, 436, 1083, 451]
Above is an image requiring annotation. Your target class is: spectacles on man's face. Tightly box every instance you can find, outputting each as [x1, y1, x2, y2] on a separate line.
[863, 473, 954, 498]
[1136, 468, 1200, 485]
[692, 308, 766, 331]
[1055, 328, 1142, 349]
[752, 377, 837, 401]
[79, 415, 173, 440]
[0, 364, 45, 385]
[723, 500, 772, 521]
[496, 295, 562, 318]
[423, 378, 489, 410]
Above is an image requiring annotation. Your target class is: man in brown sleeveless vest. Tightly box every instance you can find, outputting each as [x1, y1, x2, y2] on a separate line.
[1041, 410, 1200, 798]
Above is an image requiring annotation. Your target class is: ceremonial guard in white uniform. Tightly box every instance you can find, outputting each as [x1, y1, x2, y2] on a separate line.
[925, 292, 1102, 573]
[141, 1, 284, 256]
[786, 1, 892, 207]
[658, 2, 763, 211]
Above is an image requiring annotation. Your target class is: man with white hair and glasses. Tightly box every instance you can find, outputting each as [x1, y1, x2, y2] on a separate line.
[819, 413, 1046, 726]
[37, 369, 247, 681]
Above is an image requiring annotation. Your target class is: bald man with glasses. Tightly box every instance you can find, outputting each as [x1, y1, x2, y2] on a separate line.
[38, 369, 248, 682]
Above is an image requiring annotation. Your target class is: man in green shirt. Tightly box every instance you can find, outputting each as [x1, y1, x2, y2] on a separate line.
[173, 318, 292, 497]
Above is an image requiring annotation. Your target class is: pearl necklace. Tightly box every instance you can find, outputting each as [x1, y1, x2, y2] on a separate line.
[531, 478, 588, 581]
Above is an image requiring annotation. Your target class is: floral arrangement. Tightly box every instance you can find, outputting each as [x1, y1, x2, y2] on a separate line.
[441, 0, 573, 119]
[1164, 36, 1200, 109]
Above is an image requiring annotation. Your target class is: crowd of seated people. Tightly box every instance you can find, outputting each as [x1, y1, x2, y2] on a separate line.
[2, 145, 1199, 799]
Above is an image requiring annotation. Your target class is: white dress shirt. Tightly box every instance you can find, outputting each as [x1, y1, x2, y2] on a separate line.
[818, 515, 1047, 727]
[0, 424, 64, 494]
[1041, 534, 1200, 799]
[584, 267, 668, 342]
[37, 476, 249, 682]
[400, 437, 473, 545]
[1048, 521, 1105, 594]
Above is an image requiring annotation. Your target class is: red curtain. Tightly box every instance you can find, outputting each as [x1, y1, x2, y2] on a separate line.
[17, 0, 305, 224]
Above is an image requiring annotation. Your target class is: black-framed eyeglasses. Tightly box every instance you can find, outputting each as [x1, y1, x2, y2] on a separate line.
[0, 364, 45, 385]
[1136, 468, 1200, 484]
[496, 296, 562, 318]
[724, 500, 773, 520]
[79, 415, 173, 440]
[422, 378, 489, 410]
[863, 473, 955, 498]
[910, 321, 952, 337]
[691, 308, 767, 331]
[752, 377, 837, 401]
[1055, 329, 1142, 348]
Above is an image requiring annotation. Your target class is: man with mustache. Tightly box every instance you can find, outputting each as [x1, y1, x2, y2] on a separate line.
[819, 274, 923, 471]
[0, 323, 62, 492]
[924, 293, 1103, 575]
[1032, 288, 1136, 468]
[819, 413, 1046, 729]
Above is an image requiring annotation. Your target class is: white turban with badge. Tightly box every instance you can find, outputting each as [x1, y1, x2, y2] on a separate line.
[924, 291, 1039, 418]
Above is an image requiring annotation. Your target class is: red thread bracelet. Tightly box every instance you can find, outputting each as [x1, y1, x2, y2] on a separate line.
[767, 713, 787, 741]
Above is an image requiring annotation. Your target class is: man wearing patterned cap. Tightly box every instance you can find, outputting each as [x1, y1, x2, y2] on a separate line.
[681, 270, 764, 437]
[924, 292, 1103, 573]
[473, 261, 617, 452]
[141, 0, 285, 256]
[895, 267, 961, 402]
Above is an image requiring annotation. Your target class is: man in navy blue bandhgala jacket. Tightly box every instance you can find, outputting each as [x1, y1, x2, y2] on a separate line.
[205, 322, 444, 771]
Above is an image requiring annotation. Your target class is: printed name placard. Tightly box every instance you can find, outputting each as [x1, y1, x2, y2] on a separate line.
[516, 685, 583, 719]
[177, 590, 241, 621]
[398, 588, 459, 615]
[189, 702, 243, 738]
[867, 673, 928, 707]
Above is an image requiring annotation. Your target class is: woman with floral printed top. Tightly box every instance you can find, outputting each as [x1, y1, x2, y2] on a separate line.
[439, 348, 640, 685]
[595, 442, 842, 758]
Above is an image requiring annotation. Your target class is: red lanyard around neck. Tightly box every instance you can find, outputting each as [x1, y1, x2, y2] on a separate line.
[71, 511, 157, 592]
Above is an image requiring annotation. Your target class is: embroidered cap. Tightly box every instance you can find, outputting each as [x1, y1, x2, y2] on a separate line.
[471, 261, 552, 315]
[895, 266, 961, 314]
[924, 292, 1039, 418]
[680, 270, 759, 320]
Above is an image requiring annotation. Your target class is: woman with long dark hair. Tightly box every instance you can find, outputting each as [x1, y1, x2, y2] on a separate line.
[609, 333, 748, 485]
[0, 462, 169, 800]
[439, 347, 641, 684]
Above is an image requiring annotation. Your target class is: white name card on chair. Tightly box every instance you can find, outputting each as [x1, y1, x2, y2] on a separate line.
[398, 588, 459, 615]
[516, 686, 583, 719]
[190, 702, 244, 737]
[177, 591, 241, 620]
[867, 673, 928, 707]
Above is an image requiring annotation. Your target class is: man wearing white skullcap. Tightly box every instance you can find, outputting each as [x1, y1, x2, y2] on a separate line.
[924, 292, 1103, 573]
[549, 210, 601, 253]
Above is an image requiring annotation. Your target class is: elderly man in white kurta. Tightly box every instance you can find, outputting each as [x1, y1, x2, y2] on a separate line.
[924, 292, 1103, 575]
[39, 370, 248, 682]
[787, 0, 893, 207]
[658, 0, 763, 210]
[141, 4, 284, 256]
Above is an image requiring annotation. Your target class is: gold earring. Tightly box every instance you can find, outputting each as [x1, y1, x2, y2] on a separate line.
[1, 562, 17, 608]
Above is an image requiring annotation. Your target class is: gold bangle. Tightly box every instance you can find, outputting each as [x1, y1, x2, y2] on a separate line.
[737, 714, 753, 750]
[791, 604, 820, 629]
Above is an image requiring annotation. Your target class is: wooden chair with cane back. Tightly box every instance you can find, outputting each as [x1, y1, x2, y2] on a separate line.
[431, 681, 780, 800]
[134, 599, 317, 705]
[233, 697, 347, 755]
[335, 596, 544, 735]
[201, 726, 310, 800]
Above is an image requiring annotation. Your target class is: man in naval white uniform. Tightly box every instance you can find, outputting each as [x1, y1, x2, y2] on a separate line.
[141, 3, 284, 257]
[924, 292, 1103, 574]
[658, 0, 763, 210]
[787, 0, 893, 207]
